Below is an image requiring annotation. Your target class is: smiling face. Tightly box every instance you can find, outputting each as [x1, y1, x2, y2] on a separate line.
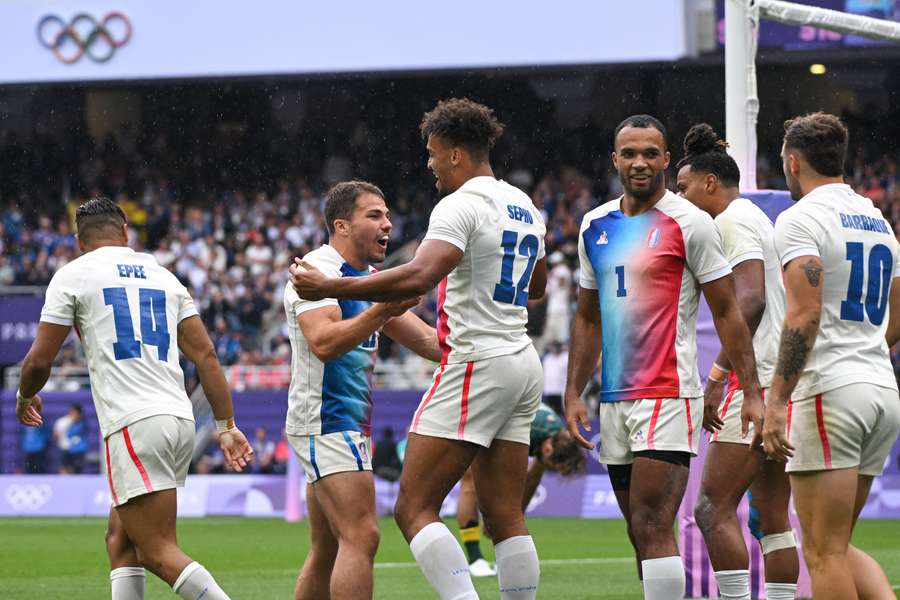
[339, 192, 392, 264]
[426, 134, 465, 198]
[613, 126, 670, 202]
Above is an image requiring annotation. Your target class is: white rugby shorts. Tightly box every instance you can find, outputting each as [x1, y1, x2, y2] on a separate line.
[288, 430, 372, 483]
[599, 397, 703, 465]
[410, 344, 543, 448]
[104, 414, 193, 507]
[787, 383, 900, 476]
[712, 387, 769, 445]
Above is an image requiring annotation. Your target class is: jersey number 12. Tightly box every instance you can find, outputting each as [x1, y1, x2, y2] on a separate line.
[493, 230, 539, 307]
[103, 287, 170, 361]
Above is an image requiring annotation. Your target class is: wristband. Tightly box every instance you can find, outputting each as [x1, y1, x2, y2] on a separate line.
[712, 362, 731, 374]
[16, 390, 34, 406]
[707, 372, 727, 384]
[215, 417, 236, 433]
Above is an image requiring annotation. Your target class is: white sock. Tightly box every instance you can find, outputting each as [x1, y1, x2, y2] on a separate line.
[765, 582, 797, 599]
[641, 556, 685, 600]
[110, 567, 145, 600]
[409, 521, 479, 600]
[495, 535, 539, 600]
[172, 562, 230, 600]
[714, 569, 750, 599]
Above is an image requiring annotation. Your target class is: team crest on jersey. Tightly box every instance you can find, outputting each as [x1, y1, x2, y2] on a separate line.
[596, 231, 609, 245]
[647, 228, 661, 249]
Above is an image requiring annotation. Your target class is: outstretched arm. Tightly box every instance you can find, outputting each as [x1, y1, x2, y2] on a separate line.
[382, 310, 442, 363]
[292, 240, 463, 302]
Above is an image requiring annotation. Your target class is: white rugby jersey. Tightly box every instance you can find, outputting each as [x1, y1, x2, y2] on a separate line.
[422, 176, 546, 364]
[773, 183, 900, 398]
[284, 244, 378, 436]
[578, 191, 732, 401]
[715, 198, 786, 389]
[40, 246, 197, 437]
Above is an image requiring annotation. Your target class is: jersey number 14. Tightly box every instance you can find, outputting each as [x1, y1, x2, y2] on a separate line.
[103, 287, 170, 361]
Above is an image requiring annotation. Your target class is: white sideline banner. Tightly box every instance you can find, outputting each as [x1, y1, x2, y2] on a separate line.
[0, 0, 693, 84]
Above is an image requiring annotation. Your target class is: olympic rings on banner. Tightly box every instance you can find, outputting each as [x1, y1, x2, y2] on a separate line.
[37, 12, 132, 64]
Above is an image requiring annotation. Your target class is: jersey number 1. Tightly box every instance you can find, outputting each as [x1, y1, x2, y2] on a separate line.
[840, 242, 892, 325]
[493, 230, 539, 307]
[103, 287, 170, 361]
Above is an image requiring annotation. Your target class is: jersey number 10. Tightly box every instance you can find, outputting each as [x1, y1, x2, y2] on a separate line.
[840, 242, 893, 326]
[103, 287, 170, 361]
[493, 230, 539, 307]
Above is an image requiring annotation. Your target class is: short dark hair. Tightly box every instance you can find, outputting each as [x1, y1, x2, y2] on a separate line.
[75, 197, 126, 242]
[548, 430, 587, 477]
[324, 180, 385, 235]
[420, 97, 504, 162]
[614, 114, 668, 148]
[676, 123, 741, 187]
[783, 112, 848, 177]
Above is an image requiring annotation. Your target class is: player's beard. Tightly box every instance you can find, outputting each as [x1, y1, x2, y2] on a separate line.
[786, 172, 804, 201]
[621, 170, 664, 201]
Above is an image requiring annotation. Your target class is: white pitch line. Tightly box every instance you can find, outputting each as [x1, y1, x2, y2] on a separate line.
[375, 557, 632, 569]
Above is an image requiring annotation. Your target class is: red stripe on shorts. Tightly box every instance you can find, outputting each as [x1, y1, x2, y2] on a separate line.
[457, 361, 475, 438]
[646, 398, 663, 450]
[814, 394, 832, 469]
[684, 398, 694, 449]
[412, 364, 445, 431]
[787, 399, 793, 438]
[122, 426, 154, 493]
[104, 437, 119, 505]
[713, 388, 738, 442]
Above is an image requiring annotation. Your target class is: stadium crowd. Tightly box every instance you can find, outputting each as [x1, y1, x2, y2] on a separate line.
[4, 124, 900, 372]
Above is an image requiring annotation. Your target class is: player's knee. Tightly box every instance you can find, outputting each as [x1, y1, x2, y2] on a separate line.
[343, 521, 380, 557]
[694, 493, 717, 535]
[630, 504, 673, 544]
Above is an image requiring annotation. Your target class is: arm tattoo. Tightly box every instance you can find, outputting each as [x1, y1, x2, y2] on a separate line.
[775, 326, 810, 380]
[800, 259, 822, 287]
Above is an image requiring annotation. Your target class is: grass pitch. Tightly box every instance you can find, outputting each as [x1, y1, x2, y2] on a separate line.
[2, 517, 899, 598]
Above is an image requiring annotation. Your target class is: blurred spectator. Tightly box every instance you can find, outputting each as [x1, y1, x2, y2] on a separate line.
[272, 430, 290, 474]
[21, 422, 51, 474]
[541, 342, 569, 415]
[56, 404, 87, 474]
[251, 426, 276, 474]
[373, 427, 402, 482]
[543, 251, 574, 347]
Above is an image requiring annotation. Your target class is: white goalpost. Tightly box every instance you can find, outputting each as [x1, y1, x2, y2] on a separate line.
[725, 0, 900, 191]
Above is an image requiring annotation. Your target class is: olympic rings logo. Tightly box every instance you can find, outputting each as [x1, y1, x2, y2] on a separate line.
[37, 12, 132, 64]
[4, 483, 53, 511]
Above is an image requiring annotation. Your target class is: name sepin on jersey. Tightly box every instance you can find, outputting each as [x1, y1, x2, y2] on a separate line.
[507, 205, 534, 224]
[840, 213, 891, 235]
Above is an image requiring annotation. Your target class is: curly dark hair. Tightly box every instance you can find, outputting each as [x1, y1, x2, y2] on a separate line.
[419, 97, 504, 162]
[614, 114, 668, 148]
[676, 123, 741, 187]
[324, 180, 385, 235]
[74, 196, 127, 242]
[548, 430, 587, 477]
[783, 112, 848, 177]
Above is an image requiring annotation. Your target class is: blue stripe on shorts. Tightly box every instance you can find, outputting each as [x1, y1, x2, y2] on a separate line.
[342, 431, 364, 471]
[309, 436, 322, 480]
